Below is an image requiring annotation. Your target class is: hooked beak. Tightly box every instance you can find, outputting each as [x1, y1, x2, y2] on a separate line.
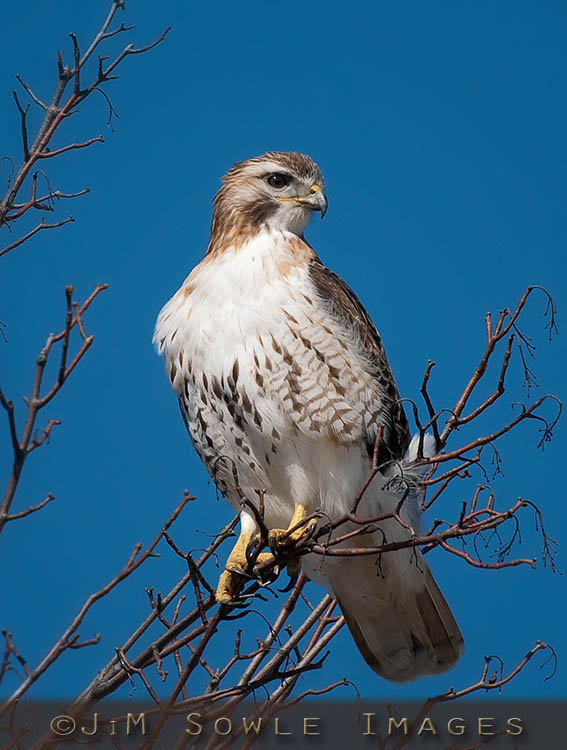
[276, 184, 328, 217]
[304, 185, 328, 217]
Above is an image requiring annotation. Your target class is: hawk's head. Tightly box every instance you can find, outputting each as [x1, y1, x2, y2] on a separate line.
[208, 152, 327, 253]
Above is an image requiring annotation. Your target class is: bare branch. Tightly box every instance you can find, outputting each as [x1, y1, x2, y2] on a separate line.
[0, 217, 74, 258]
[101, 26, 172, 80]
[1, 493, 54, 522]
[0, 284, 107, 535]
[0, 631, 30, 683]
[11, 91, 30, 161]
[0, 492, 192, 714]
[0, 2, 170, 257]
[79, 2, 130, 68]
[15, 75, 47, 111]
[36, 135, 103, 159]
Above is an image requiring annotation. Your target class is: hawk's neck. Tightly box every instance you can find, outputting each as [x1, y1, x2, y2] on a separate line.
[204, 226, 315, 267]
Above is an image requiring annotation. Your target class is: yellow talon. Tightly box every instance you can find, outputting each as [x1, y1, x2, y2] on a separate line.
[268, 504, 316, 549]
[215, 532, 277, 604]
[215, 528, 253, 604]
[254, 551, 275, 566]
[216, 507, 315, 603]
[216, 569, 240, 604]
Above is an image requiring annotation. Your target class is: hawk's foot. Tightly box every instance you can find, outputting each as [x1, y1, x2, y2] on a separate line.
[215, 569, 242, 605]
[252, 551, 300, 592]
[215, 530, 277, 604]
[268, 504, 316, 552]
[215, 528, 253, 605]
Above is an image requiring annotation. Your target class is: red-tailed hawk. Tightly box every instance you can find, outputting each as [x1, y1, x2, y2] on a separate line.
[154, 152, 463, 682]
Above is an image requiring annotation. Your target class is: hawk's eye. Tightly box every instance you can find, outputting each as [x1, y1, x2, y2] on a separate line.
[267, 173, 292, 189]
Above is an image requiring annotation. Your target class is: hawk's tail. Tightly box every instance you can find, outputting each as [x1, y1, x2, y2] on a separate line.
[326, 552, 464, 682]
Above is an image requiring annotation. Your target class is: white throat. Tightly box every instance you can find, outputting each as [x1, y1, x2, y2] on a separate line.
[266, 202, 312, 236]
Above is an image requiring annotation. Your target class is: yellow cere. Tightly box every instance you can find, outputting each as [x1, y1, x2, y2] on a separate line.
[309, 184, 321, 193]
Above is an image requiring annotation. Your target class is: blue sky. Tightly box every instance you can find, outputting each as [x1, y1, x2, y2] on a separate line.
[0, 0, 565, 704]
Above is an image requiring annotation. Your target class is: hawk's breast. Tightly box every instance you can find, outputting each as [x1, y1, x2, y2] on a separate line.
[154, 229, 389, 513]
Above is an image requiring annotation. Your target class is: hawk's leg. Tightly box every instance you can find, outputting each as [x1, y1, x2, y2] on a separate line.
[268, 503, 317, 550]
[216, 515, 272, 605]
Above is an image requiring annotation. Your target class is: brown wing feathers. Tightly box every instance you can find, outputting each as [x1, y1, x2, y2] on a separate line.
[308, 256, 410, 463]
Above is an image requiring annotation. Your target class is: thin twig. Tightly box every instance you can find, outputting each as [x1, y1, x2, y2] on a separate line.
[0, 217, 74, 258]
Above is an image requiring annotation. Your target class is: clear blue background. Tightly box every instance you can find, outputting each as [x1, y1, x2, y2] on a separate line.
[0, 0, 565, 703]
